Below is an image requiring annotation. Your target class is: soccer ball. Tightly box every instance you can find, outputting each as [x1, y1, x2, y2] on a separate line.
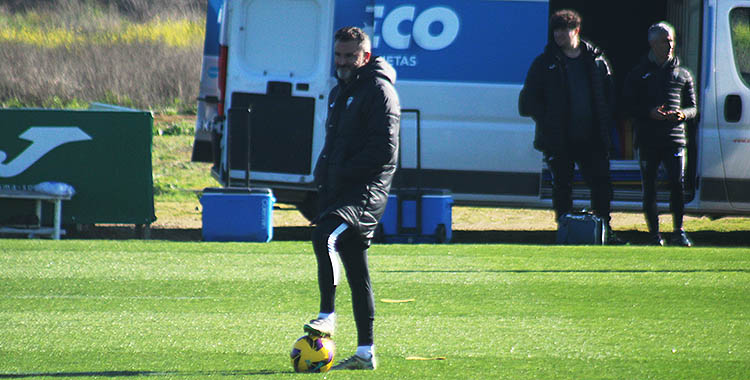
[290, 335, 336, 373]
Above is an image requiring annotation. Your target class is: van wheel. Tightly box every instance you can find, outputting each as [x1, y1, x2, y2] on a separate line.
[295, 193, 319, 222]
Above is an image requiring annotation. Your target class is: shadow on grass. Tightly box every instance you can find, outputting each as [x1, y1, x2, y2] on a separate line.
[452, 229, 750, 246]
[62, 225, 750, 247]
[64, 225, 314, 242]
[0, 369, 288, 378]
[381, 268, 750, 274]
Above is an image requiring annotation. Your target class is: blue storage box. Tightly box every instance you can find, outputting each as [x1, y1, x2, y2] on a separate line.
[379, 189, 453, 243]
[200, 187, 275, 242]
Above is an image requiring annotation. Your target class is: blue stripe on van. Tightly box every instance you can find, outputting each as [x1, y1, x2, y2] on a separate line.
[203, 0, 223, 56]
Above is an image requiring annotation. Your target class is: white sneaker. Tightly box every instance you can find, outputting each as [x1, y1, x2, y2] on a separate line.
[303, 317, 335, 337]
[331, 354, 377, 370]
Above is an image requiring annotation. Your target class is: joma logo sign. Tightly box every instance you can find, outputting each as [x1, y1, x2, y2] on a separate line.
[0, 127, 92, 178]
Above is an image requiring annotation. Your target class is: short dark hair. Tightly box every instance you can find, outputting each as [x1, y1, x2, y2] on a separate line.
[550, 9, 581, 31]
[648, 22, 675, 42]
[334, 26, 371, 53]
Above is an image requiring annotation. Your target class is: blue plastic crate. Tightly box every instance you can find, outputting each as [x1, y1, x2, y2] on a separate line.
[200, 187, 275, 242]
[379, 189, 453, 243]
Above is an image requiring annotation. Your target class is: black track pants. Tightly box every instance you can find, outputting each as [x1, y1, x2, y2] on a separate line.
[312, 215, 374, 346]
[546, 149, 613, 223]
[639, 147, 686, 234]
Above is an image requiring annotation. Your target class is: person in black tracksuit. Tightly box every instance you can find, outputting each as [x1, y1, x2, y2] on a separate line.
[519, 9, 624, 244]
[303, 27, 400, 370]
[623, 22, 697, 247]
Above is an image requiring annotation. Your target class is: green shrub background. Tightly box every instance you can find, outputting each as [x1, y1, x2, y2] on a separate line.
[0, 0, 206, 113]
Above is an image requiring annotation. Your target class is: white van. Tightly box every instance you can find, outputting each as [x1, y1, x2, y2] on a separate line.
[192, 0, 750, 220]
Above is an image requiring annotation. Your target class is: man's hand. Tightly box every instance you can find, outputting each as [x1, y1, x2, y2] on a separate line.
[665, 110, 686, 121]
[650, 105, 668, 120]
[650, 105, 685, 121]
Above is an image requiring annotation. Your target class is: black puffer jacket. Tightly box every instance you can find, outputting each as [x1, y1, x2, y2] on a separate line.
[622, 55, 697, 149]
[313, 56, 400, 242]
[518, 40, 616, 156]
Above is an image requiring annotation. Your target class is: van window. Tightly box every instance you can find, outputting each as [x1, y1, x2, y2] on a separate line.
[730, 7, 750, 87]
[238, 0, 322, 77]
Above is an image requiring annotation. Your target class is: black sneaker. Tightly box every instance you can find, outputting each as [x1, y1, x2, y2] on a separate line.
[671, 230, 693, 247]
[331, 354, 377, 370]
[648, 233, 665, 246]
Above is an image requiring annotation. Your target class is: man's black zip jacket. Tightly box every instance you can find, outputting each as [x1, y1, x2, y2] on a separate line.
[313, 56, 400, 242]
[622, 54, 697, 149]
[518, 39, 616, 156]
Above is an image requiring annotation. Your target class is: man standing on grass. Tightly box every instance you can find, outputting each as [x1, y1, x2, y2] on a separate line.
[519, 9, 625, 245]
[623, 22, 697, 247]
[304, 26, 400, 371]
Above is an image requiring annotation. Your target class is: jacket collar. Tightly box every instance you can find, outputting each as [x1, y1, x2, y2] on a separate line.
[545, 39, 601, 61]
[335, 56, 397, 87]
[643, 52, 679, 70]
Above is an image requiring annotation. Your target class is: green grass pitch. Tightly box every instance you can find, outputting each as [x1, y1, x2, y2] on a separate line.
[1, 240, 749, 379]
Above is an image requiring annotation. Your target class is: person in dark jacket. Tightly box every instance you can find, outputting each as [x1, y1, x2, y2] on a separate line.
[623, 22, 697, 247]
[303, 26, 400, 371]
[519, 9, 624, 244]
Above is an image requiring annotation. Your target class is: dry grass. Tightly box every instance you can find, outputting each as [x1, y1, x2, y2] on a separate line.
[0, 0, 205, 22]
[0, 0, 204, 110]
[451, 206, 714, 233]
[0, 42, 201, 109]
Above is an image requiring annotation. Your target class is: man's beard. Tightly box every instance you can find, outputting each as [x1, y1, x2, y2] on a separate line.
[337, 66, 353, 82]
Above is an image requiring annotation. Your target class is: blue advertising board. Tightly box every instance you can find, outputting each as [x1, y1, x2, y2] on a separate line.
[334, 0, 548, 84]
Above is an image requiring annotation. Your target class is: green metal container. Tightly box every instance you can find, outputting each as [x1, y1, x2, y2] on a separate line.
[0, 105, 155, 226]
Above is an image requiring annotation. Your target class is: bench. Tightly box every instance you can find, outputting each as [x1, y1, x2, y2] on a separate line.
[0, 189, 72, 240]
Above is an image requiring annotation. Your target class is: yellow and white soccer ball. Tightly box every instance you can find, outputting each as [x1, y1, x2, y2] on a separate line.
[290, 335, 336, 373]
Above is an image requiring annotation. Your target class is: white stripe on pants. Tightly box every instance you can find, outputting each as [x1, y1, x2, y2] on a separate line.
[327, 223, 348, 286]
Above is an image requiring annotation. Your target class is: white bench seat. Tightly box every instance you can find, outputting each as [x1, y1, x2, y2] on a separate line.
[0, 190, 73, 240]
